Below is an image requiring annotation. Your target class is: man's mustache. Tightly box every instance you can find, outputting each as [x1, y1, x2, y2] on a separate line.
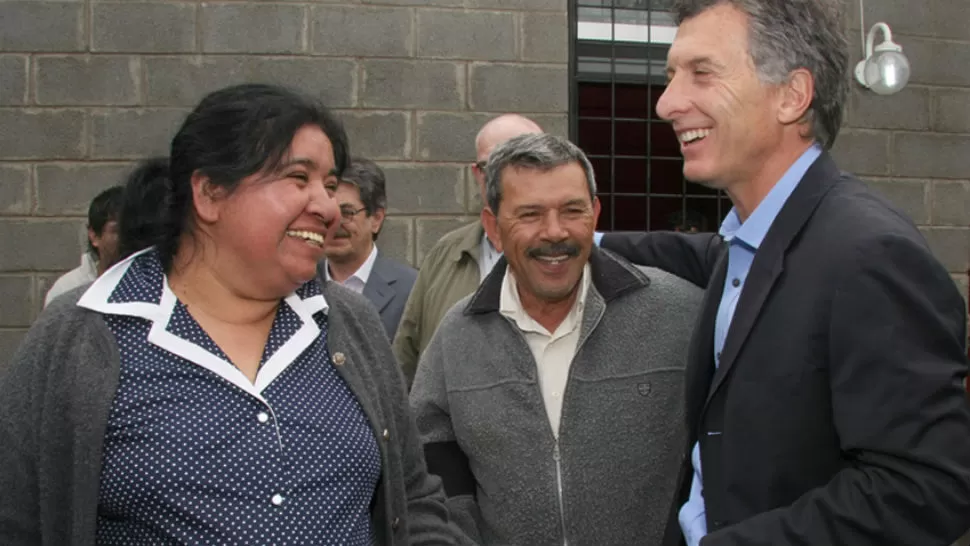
[527, 242, 581, 259]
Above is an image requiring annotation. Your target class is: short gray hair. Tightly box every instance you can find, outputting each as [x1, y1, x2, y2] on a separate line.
[673, 0, 849, 149]
[485, 133, 597, 213]
[340, 157, 387, 240]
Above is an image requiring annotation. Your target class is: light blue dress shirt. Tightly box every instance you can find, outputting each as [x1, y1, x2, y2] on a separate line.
[679, 144, 822, 545]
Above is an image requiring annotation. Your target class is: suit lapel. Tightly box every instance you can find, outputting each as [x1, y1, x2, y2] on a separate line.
[704, 152, 843, 405]
[685, 248, 727, 437]
[363, 260, 395, 314]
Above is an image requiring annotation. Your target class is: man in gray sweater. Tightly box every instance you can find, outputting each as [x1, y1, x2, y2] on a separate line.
[410, 133, 702, 545]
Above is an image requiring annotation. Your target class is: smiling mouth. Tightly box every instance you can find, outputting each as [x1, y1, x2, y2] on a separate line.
[535, 255, 571, 266]
[286, 230, 324, 247]
[679, 128, 711, 145]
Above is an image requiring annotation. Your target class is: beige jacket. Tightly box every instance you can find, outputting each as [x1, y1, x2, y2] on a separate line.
[393, 221, 483, 386]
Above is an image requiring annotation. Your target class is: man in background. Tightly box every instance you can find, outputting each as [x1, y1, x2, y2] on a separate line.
[44, 185, 124, 307]
[320, 157, 417, 340]
[393, 114, 543, 385]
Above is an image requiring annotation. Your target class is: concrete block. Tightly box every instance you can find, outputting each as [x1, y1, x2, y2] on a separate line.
[904, 37, 970, 87]
[90, 108, 188, 159]
[144, 56, 356, 108]
[920, 227, 970, 273]
[463, 0, 565, 11]
[0, 276, 33, 327]
[893, 133, 970, 179]
[382, 163, 465, 214]
[845, 86, 929, 131]
[35, 55, 140, 106]
[952, 274, 968, 310]
[932, 181, 970, 227]
[469, 63, 567, 112]
[0, 3, 83, 52]
[201, 3, 306, 54]
[848, 0, 970, 41]
[93, 2, 196, 53]
[416, 216, 475, 263]
[830, 129, 890, 176]
[378, 216, 414, 266]
[522, 11, 567, 63]
[339, 110, 410, 160]
[364, 0, 458, 6]
[417, 9, 515, 61]
[362, 60, 462, 109]
[863, 178, 928, 225]
[35, 163, 131, 216]
[0, 55, 27, 105]
[416, 112, 490, 161]
[0, 164, 30, 214]
[0, 109, 85, 160]
[932, 89, 970, 134]
[312, 5, 412, 57]
[0, 219, 85, 271]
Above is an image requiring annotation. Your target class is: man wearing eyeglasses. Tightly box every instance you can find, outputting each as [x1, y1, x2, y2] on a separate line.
[320, 157, 417, 340]
[393, 114, 543, 387]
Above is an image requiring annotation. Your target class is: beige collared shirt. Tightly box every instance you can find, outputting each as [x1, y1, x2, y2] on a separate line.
[499, 263, 591, 437]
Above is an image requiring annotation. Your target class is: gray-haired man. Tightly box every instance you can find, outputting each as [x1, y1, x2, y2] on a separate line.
[409, 133, 702, 545]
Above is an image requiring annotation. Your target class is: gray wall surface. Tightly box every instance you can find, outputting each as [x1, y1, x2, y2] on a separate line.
[0, 0, 967, 356]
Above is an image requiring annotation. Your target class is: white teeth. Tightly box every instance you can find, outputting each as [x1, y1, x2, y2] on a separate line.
[537, 255, 568, 265]
[286, 230, 324, 246]
[680, 129, 711, 144]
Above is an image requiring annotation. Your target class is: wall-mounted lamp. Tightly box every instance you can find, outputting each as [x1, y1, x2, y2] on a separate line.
[855, 22, 911, 95]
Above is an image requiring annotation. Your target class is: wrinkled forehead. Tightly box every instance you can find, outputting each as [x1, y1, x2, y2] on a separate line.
[667, 4, 750, 69]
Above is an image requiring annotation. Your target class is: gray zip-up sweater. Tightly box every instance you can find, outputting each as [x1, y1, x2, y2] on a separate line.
[0, 282, 470, 546]
[410, 247, 702, 546]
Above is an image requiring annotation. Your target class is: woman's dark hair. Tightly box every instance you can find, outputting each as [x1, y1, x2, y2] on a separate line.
[117, 156, 172, 261]
[158, 83, 350, 272]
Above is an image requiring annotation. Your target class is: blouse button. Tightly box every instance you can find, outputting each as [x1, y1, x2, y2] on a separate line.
[333, 352, 346, 366]
[382, 428, 390, 441]
[271, 494, 284, 506]
[257, 412, 269, 424]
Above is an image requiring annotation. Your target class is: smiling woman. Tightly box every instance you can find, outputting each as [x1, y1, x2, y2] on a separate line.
[0, 84, 470, 546]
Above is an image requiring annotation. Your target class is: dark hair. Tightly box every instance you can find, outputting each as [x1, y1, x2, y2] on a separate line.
[485, 133, 596, 214]
[86, 186, 124, 256]
[117, 157, 171, 261]
[672, 0, 848, 149]
[340, 157, 387, 241]
[158, 83, 350, 272]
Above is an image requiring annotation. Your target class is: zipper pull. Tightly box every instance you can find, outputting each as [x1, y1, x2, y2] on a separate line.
[553, 442, 561, 462]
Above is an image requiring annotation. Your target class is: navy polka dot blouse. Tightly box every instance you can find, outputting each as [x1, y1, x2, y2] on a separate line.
[92, 250, 382, 545]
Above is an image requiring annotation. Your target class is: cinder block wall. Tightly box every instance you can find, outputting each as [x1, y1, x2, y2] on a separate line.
[0, 0, 569, 354]
[1, 0, 967, 355]
[835, 0, 970, 307]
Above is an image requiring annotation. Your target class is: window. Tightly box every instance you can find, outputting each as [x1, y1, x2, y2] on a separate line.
[570, 0, 729, 233]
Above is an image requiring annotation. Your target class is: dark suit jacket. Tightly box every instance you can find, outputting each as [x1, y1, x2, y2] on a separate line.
[319, 253, 417, 341]
[602, 151, 970, 545]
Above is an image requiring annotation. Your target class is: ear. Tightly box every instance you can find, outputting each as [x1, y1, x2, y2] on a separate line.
[481, 206, 503, 253]
[190, 171, 222, 225]
[591, 196, 601, 227]
[87, 227, 100, 250]
[777, 68, 814, 126]
[370, 208, 386, 237]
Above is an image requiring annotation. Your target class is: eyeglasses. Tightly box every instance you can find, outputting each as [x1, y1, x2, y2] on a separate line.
[339, 206, 367, 221]
[473, 160, 487, 172]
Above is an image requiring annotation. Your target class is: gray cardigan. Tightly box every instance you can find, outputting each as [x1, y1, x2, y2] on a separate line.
[410, 248, 703, 546]
[0, 281, 470, 546]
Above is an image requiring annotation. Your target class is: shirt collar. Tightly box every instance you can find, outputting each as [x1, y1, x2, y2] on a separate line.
[325, 244, 378, 286]
[719, 143, 822, 250]
[499, 263, 591, 336]
[78, 247, 329, 319]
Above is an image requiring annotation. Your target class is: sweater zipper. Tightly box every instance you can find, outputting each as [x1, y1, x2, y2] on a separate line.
[553, 440, 568, 546]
